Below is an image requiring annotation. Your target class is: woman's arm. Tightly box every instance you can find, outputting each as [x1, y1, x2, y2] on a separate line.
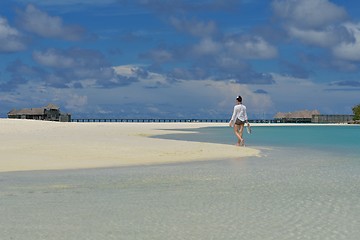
[229, 106, 237, 127]
[244, 106, 248, 123]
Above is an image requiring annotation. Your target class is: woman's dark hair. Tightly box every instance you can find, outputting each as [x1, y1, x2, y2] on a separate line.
[236, 96, 242, 102]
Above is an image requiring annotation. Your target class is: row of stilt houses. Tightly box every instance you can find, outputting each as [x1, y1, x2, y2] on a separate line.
[7, 104, 71, 122]
[274, 110, 355, 123]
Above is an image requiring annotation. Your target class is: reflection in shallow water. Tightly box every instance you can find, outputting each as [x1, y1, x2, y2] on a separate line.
[1, 147, 359, 240]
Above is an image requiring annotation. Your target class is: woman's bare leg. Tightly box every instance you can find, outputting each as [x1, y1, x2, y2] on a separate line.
[238, 123, 245, 146]
[233, 124, 243, 146]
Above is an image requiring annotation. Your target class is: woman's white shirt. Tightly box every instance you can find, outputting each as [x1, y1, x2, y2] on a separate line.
[230, 104, 248, 123]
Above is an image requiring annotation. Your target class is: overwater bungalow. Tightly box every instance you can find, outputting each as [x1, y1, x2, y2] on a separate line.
[274, 110, 354, 123]
[7, 103, 71, 122]
[274, 110, 320, 123]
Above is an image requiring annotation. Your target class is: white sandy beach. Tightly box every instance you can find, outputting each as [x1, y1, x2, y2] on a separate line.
[0, 119, 260, 173]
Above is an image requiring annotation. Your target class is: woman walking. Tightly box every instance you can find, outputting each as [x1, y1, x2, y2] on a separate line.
[229, 95, 249, 146]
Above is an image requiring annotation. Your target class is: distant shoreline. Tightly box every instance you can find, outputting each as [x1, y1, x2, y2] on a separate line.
[70, 118, 356, 124]
[71, 120, 354, 127]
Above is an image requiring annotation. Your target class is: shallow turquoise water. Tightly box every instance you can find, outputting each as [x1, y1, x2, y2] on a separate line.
[1, 125, 359, 240]
[160, 125, 360, 147]
[155, 125, 360, 155]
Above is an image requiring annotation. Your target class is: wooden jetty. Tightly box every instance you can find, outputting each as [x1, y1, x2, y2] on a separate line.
[71, 118, 276, 123]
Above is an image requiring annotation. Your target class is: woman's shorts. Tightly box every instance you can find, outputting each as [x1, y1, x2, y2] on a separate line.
[235, 118, 245, 125]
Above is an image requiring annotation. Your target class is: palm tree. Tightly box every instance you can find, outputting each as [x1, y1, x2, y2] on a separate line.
[352, 104, 360, 121]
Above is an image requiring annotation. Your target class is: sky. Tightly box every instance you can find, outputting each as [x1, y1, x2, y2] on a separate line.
[1, 0, 360, 119]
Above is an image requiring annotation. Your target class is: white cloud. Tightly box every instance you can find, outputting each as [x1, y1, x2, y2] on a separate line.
[65, 93, 88, 111]
[0, 80, 88, 114]
[207, 80, 273, 117]
[225, 36, 277, 59]
[272, 0, 360, 64]
[272, 0, 347, 29]
[111, 65, 273, 118]
[287, 25, 350, 47]
[31, 48, 127, 88]
[332, 22, 360, 61]
[0, 17, 26, 52]
[33, 49, 75, 68]
[113, 65, 140, 76]
[192, 38, 222, 56]
[262, 73, 356, 114]
[215, 56, 247, 71]
[114, 65, 169, 88]
[16, 4, 84, 40]
[272, 0, 353, 50]
[192, 35, 277, 60]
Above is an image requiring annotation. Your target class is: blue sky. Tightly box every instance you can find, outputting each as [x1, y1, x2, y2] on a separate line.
[1, 0, 360, 119]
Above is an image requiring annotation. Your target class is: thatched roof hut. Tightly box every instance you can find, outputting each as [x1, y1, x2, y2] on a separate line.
[7, 103, 70, 122]
[274, 110, 320, 123]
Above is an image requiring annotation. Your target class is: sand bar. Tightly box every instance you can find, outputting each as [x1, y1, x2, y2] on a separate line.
[0, 119, 260, 173]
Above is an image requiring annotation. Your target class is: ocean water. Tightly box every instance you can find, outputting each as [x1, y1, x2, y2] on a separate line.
[1, 125, 359, 240]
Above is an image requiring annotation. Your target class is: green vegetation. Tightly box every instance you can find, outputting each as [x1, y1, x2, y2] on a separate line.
[352, 104, 360, 121]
